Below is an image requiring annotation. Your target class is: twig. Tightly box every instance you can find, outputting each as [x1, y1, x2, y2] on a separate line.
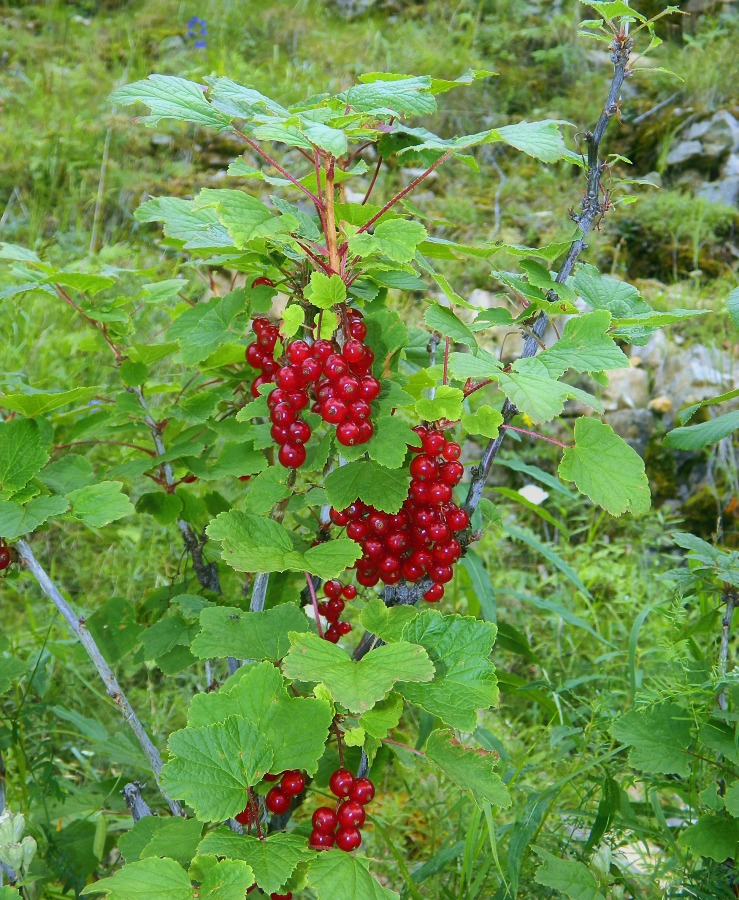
[122, 782, 153, 822]
[231, 126, 322, 208]
[15, 539, 182, 817]
[718, 589, 737, 712]
[500, 424, 570, 448]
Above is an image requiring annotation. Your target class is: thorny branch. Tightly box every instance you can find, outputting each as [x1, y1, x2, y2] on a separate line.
[15, 539, 183, 817]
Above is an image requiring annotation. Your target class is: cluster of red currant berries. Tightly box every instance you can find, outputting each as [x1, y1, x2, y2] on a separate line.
[244, 310, 381, 469]
[330, 427, 469, 602]
[310, 769, 375, 852]
[316, 579, 357, 643]
[0, 543, 10, 571]
[263, 769, 306, 815]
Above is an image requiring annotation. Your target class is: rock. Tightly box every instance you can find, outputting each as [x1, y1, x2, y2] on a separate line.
[635, 329, 669, 372]
[602, 366, 650, 411]
[605, 409, 655, 456]
[648, 395, 673, 414]
[697, 176, 739, 207]
[658, 344, 736, 408]
[722, 153, 739, 177]
[698, 111, 739, 160]
[665, 140, 704, 167]
[331, 0, 379, 16]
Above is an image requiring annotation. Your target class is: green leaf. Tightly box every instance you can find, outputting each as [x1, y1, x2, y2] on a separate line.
[572, 264, 656, 345]
[680, 816, 739, 862]
[415, 386, 464, 422]
[307, 850, 400, 899]
[0, 419, 49, 494]
[80, 857, 193, 899]
[461, 405, 503, 438]
[0, 656, 26, 694]
[349, 219, 428, 264]
[188, 661, 332, 774]
[399, 610, 499, 732]
[699, 721, 739, 766]
[136, 197, 233, 250]
[724, 781, 739, 817]
[199, 859, 255, 900]
[360, 692, 405, 740]
[160, 717, 274, 821]
[728, 286, 739, 331]
[191, 604, 312, 661]
[206, 510, 361, 578]
[308, 272, 347, 309]
[198, 830, 307, 895]
[558, 418, 651, 517]
[194, 189, 277, 249]
[583, 1, 646, 21]
[493, 119, 567, 163]
[0, 242, 41, 262]
[111, 75, 229, 128]
[359, 599, 420, 643]
[282, 632, 434, 714]
[281, 304, 305, 339]
[119, 817, 202, 866]
[533, 848, 605, 900]
[135, 492, 183, 526]
[0, 496, 69, 540]
[46, 271, 116, 295]
[168, 292, 247, 365]
[426, 729, 510, 809]
[324, 459, 410, 514]
[498, 360, 603, 423]
[0, 388, 96, 417]
[39, 456, 95, 494]
[358, 416, 418, 469]
[536, 311, 629, 376]
[67, 482, 135, 527]
[610, 701, 692, 776]
[424, 305, 478, 351]
[343, 75, 436, 117]
[664, 410, 739, 451]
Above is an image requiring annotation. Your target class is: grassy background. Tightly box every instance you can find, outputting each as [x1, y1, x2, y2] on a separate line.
[1, 1, 739, 897]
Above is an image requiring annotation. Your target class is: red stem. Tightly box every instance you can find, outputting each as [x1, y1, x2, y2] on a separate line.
[381, 738, 425, 757]
[231, 126, 322, 208]
[500, 424, 570, 448]
[305, 572, 324, 638]
[362, 156, 383, 205]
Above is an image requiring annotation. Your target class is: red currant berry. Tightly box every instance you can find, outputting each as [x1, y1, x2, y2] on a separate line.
[439, 461, 464, 485]
[337, 375, 360, 402]
[337, 420, 361, 446]
[286, 340, 311, 365]
[402, 560, 424, 582]
[311, 339, 335, 361]
[252, 316, 270, 333]
[356, 570, 380, 587]
[429, 564, 454, 584]
[238, 475, 252, 482]
[336, 827, 362, 852]
[434, 539, 461, 564]
[325, 598, 345, 622]
[442, 441, 461, 461]
[368, 513, 390, 535]
[349, 320, 367, 341]
[428, 482, 453, 504]
[428, 522, 452, 544]
[342, 339, 366, 364]
[410, 455, 438, 481]
[342, 584, 357, 600]
[359, 376, 381, 401]
[422, 429, 447, 455]
[357, 420, 374, 443]
[424, 583, 444, 602]
[265, 787, 290, 814]
[413, 507, 436, 529]
[323, 354, 349, 381]
[329, 768, 355, 798]
[312, 807, 338, 834]
[317, 601, 329, 617]
[287, 390, 310, 411]
[270, 893, 293, 900]
[349, 777, 375, 805]
[310, 829, 335, 849]
[347, 520, 369, 541]
[258, 329, 278, 350]
[330, 508, 350, 527]
[268, 388, 290, 409]
[410, 549, 433, 572]
[264, 773, 281, 782]
[348, 399, 371, 422]
[271, 403, 296, 427]
[280, 770, 306, 797]
[338, 621, 352, 635]
[324, 579, 343, 599]
[362, 537, 384, 559]
[261, 358, 279, 377]
[277, 366, 301, 391]
[409, 481, 431, 504]
[250, 375, 271, 398]
[299, 357, 322, 384]
[323, 625, 341, 643]
[246, 342, 266, 367]
[390, 511, 409, 529]
[288, 421, 311, 445]
[270, 424, 290, 445]
[386, 531, 410, 554]
[321, 398, 348, 424]
[251, 277, 275, 289]
[278, 443, 307, 469]
[378, 555, 401, 578]
[446, 507, 470, 531]
[235, 804, 255, 826]
[337, 800, 366, 828]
